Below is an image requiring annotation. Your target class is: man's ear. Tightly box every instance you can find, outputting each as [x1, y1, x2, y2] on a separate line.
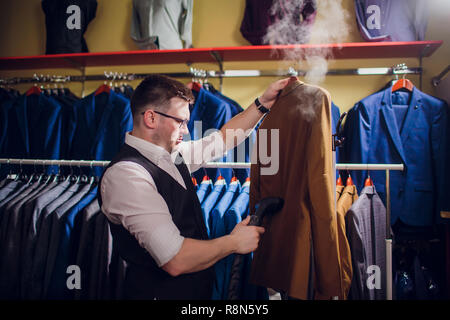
[142, 110, 158, 129]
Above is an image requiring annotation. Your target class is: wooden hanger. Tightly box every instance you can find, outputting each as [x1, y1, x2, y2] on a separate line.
[336, 175, 343, 186]
[94, 84, 111, 96]
[392, 78, 414, 92]
[25, 85, 42, 96]
[187, 81, 202, 92]
[364, 177, 373, 186]
[346, 175, 354, 186]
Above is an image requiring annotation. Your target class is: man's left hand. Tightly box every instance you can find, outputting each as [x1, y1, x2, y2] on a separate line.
[259, 77, 297, 109]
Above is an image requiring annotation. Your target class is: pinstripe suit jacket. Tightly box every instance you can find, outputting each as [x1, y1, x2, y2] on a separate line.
[345, 185, 386, 300]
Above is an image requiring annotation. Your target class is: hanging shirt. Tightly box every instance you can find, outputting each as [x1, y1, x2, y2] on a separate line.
[354, 0, 429, 42]
[130, 0, 193, 50]
[41, 0, 97, 54]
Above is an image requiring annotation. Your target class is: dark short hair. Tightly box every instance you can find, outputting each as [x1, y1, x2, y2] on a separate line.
[130, 75, 194, 118]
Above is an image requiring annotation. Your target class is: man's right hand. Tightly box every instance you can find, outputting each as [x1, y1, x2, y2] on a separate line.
[229, 215, 265, 254]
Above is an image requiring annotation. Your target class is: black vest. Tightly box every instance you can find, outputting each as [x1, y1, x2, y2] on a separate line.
[98, 143, 214, 299]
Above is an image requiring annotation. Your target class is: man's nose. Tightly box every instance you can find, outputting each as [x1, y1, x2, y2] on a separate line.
[181, 124, 189, 135]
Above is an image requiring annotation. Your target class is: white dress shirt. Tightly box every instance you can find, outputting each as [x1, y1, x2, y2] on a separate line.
[100, 131, 227, 267]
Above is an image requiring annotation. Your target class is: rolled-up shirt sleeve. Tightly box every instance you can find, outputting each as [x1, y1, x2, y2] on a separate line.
[100, 162, 185, 267]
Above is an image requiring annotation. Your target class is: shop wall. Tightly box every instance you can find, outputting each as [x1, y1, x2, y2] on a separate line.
[0, 0, 448, 113]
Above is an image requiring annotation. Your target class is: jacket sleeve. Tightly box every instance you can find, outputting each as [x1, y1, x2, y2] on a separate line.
[432, 101, 449, 222]
[180, 0, 193, 48]
[307, 92, 343, 298]
[343, 102, 371, 192]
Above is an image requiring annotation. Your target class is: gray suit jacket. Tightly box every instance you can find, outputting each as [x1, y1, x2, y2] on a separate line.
[20, 180, 71, 298]
[42, 182, 92, 299]
[29, 182, 82, 299]
[0, 181, 49, 299]
[74, 198, 100, 300]
[345, 185, 387, 300]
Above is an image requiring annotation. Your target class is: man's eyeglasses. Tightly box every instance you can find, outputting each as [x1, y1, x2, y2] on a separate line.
[141, 110, 189, 128]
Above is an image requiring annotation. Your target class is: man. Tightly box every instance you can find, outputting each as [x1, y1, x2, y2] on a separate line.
[99, 75, 292, 299]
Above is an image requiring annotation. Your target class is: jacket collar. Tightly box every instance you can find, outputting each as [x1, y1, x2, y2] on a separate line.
[279, 79, 304, 98]
[380, 86, 422, 166]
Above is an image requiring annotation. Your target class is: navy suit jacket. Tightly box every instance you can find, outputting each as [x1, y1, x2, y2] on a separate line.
[6, 93, 62, 173]
[67, 91, 133, 176]
[188, 88, 233, 184]
[331, 102, 342, 178]
[211, 90, 254, 184]
[343, 86, 449, 226]
[210, 180, 241, 300]
[196, 177, 213, 204]
[201, 178, 227, 238]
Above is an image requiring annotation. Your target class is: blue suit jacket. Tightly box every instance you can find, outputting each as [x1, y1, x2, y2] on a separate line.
[211, 90, 254, 184]
[67, 91, 133, 176]
[210, 180, 241, 300]
[210, 180, 241, 239]
[343, 86, 449, 226]
[332, 102, 342, 178]
[200, 178, 227, 238]
[222, 181, 250, 298]
[189, 88, 234, 184]
[6, 93, 62, 174]
[196, 177, 213, 204]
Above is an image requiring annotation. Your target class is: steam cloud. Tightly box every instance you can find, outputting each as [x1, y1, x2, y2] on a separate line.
[263, 0, 351, 84]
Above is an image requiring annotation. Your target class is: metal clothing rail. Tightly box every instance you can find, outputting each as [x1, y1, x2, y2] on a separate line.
[0, 158, 403, 300]
[431, 65, 450, 87]
[0, 67, 422, 85]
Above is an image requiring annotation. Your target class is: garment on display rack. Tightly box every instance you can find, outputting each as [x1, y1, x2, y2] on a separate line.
[335, 179, 358, 299]
[342, 77, 449, 300]
[3, 89, 64, 174]
[67, 88, 133, 176]
[0, 161, 271, 300]
[130, 0, 193, 50]
[0, 88, 19, 163]
[342, 81, 449, 227]
[240, 0, 317, 45]
[41, 0, 98, 54]
[345, 184, 387, 300]
[354, 0, 429, 42]
[0, 172, 127, 300]
[0, 84, 134, 178]
[188, 82, 255, 185]
[248, 79, 344, 300]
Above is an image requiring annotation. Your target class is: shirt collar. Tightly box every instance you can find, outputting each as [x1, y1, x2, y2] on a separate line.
[125, 132, 176, 165]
